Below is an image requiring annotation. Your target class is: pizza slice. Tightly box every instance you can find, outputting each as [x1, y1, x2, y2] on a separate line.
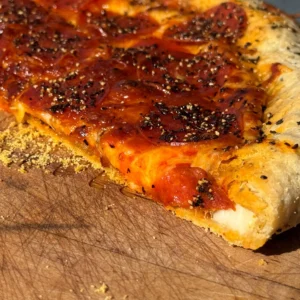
[1, 0, 300, 249]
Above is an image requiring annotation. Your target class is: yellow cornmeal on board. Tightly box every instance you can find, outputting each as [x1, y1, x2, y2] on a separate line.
[0, 122, 92, 173]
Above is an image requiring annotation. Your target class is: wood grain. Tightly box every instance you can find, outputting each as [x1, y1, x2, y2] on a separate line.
[0, 165, 300, 300]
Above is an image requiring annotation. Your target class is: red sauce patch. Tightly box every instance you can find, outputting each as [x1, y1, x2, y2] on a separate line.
[263, 63, 282, 87]
[164, 2, 247, 44]
[152, 164, 234, 210]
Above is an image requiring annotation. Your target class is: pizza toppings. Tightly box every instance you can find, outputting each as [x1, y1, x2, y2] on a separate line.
[164, 2, 247, 44]
[1, 10, 104, 79]
[0, 0, 48, 28]
[112, 42, 241, 96]
[152, 164, 234, 210]
[140, 102, 239, 143]
[79, 9, 159, 40]
[0, 0, 269, 214]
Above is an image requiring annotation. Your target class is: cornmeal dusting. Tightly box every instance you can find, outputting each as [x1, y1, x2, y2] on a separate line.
[98, 283, 109, 294]
[0, 121, 91, 173]
[258, 259, 267, 266]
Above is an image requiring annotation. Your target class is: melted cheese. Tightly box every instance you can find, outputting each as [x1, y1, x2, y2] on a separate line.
[212, 204, 256, 235]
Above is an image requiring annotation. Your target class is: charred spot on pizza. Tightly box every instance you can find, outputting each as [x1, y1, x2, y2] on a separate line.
[164, 2, 247, 44]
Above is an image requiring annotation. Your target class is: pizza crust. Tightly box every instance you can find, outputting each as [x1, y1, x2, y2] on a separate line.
[182, 142, 300, 249]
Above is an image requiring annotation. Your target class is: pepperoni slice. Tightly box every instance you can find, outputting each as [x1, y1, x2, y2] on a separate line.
[35, 0, 88, 13]
[0, 0, 48, 29]
[0, 0, 105, 79]
[20, 59, 124, 119]
[113, 42, 243, 96]
[11, 19, 101, 76]
[152, 164, 234, 210]
[79, 9, 159, 40]
[139, 102, 240, 144]
[164, 2, 247, 44]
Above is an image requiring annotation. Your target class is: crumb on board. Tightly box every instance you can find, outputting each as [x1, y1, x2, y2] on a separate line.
[18, 164, 27, 173]
[105, 204, 115, 210]
[93, 282, 109, 294]
[0, 122, 91, 173]
[258, 258, 267, 266]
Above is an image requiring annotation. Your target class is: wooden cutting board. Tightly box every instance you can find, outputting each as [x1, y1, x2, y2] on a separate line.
[1, 114, 300, 300]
